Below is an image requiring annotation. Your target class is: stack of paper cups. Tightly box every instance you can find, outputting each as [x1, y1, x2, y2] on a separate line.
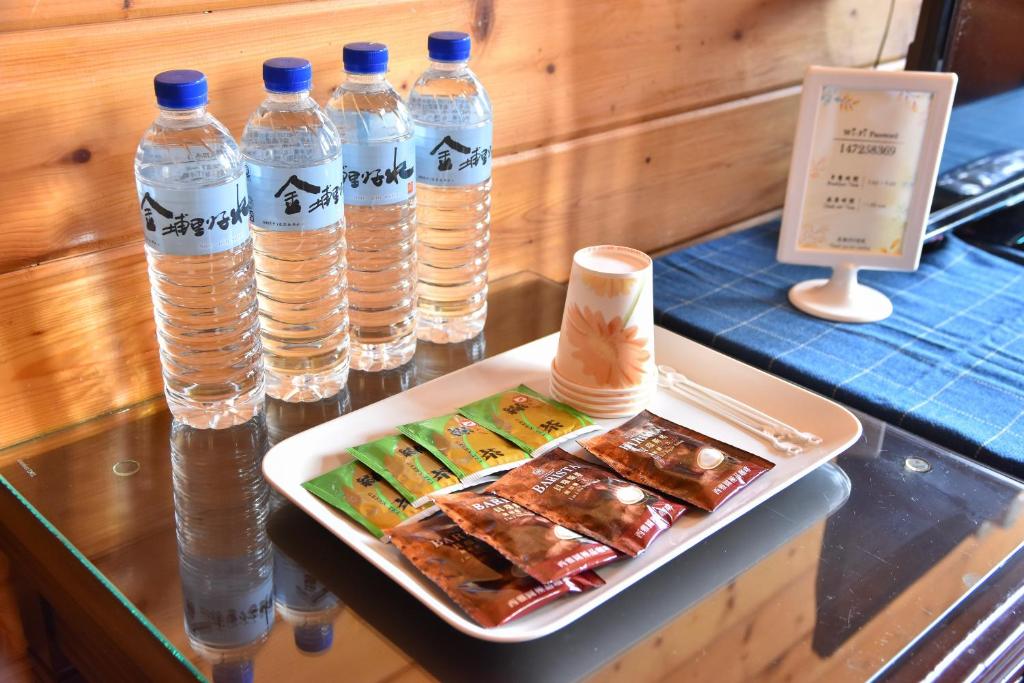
[550, 245, 656, 418]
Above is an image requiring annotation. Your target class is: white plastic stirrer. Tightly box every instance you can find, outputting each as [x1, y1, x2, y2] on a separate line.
[657, 365, 822, 455]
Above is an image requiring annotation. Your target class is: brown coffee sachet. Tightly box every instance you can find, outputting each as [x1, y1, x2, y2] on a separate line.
[578, 410, 775, 511]
[485, 449, 686, 556]
[434, 491, 620, 584]
[390, 513, 604, 628]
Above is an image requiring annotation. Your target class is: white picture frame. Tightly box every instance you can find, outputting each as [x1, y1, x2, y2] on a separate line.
[776, 65, 956, 322]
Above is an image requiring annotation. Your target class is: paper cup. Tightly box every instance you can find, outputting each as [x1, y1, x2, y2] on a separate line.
[549, 382, 652, 419]
[550, 371, 653, 406]
[551, 361, 656, 398]
[553, 245, 656, 392]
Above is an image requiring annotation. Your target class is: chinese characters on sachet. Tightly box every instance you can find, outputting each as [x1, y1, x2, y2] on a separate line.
[300, 386, 777, 628]
[458, 384, 600, 455]
[389, 513, 603, 628]
[433, 490, 620, 583]
[398, 413, 530, 484]
[579, 410, 774, 511]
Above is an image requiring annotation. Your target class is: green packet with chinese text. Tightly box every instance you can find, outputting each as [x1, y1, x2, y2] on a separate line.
[398, 413, 531, 484]
[458, 384, 599, 456]
[302, 461, 435, 539]
[348, 434, 462, 507]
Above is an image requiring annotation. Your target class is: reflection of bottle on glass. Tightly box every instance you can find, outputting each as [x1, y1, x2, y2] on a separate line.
[265, 392, 351, 447]
[346, 363, 417, 412]
[415, 333, 485, 383]
[266, 396, 347, 656]
[272, 540, 343, 656]
[172, 418, 273, 682]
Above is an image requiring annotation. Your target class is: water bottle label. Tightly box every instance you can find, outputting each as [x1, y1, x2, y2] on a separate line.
[409, 94, 482, 126]
[136, 177, 250, 255]
[246, 162, 344, 231]
[182, 573, 275, 647]
[415, 123, 493, 187]
[341, 139, 416, 206]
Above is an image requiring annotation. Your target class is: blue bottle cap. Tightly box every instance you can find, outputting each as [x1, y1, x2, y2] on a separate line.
[211, 660, 254, 683]
[343, 42, 389, 74]
[294, 623, 334, 654]
[263, 57, 313, 93]
[154, 70, 208, 109]
[428, 31, 471, 62]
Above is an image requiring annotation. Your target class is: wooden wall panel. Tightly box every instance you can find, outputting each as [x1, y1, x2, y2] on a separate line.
[0, 0, 924, 444]
[489, 90, 799, 280]
[1, 0, 309, 31]
[0, 0, 921, 274]
[0, 90, 797, 448]
[0, 243, 162, 448]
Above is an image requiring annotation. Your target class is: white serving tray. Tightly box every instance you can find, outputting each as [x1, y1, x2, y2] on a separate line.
[262, 327, 862, 642]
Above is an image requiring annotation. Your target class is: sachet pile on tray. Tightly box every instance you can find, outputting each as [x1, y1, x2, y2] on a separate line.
[303, 385, 775, 627]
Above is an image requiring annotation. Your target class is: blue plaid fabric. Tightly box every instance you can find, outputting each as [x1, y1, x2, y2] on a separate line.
[939, 87, 1024, 174]
[653, 222, 1024, 477]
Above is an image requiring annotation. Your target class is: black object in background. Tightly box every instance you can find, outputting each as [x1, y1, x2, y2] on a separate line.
[909, 0, 1024, 248]
[926, 151, 1024, 249]
[908, 0, 1024, 105]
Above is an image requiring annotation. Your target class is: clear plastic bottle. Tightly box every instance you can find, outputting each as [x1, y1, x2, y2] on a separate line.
[326, 43, 418, 371]
[242, 58, 350, 403]
[135, 70, 264, 429]
[408, 32, 492, 343]
[172, 418, 273, 682]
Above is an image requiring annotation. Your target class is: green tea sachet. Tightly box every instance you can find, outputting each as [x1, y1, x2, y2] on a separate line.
[302, 461, 433, 539]
[348, 434, 462, 507]
[398, 413, 530, 484]
[458, 384, 599, 456]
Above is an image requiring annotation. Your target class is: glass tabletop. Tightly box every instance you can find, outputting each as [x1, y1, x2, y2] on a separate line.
[2, 271, 1023, 682]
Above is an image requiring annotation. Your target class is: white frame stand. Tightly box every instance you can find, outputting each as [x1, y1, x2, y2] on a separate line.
[776, 66, 957, 324]
[788, 263, 893, 323]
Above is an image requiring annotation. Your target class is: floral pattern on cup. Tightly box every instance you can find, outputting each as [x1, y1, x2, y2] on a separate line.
[581, 272, 636, 298]
[563, 304, 651, 389]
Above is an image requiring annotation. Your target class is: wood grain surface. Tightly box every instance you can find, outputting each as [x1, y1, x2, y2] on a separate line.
[0, 554, 30, 683]
[0, 242, 161, 449]
[589, 508, 1024, 682]
[0, 0, 923, 444]
[2, 0, 316, 31]
[0, 0, 921, 273]
[0, 90, 799, 448]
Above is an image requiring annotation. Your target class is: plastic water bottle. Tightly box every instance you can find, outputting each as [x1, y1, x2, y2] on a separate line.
[172, 418, 273, 682]
[135, 71, 264, 429]
[326, 43, 418, 371]
[242, 58, 350, 403]
[409, 32, 492, 343]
